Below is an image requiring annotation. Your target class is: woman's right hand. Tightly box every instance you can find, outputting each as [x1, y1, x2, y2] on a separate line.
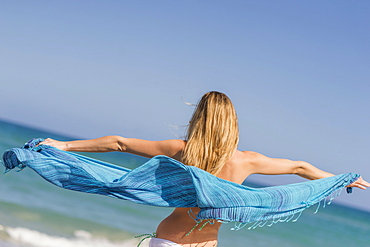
[39, 138, 68, 151]
[347, 176, 370, 190]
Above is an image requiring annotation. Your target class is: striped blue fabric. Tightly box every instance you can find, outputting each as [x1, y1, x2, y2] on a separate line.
[2, 138, 359, 227]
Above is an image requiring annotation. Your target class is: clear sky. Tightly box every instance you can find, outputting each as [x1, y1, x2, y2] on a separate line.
[1, 1, 369, 211]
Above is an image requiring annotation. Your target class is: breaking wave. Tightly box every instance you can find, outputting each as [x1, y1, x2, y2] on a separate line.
[0, 225, 148, 247]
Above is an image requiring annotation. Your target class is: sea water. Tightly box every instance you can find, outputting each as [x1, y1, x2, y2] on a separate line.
[0, 119, 369, 247]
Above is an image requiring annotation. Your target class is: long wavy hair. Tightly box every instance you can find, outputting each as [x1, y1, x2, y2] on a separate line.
[182, 91, 239, 175]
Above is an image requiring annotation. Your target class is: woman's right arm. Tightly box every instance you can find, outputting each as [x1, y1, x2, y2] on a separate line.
[247, 151, 370, 189]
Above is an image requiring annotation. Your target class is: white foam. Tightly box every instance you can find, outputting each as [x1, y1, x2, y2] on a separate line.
[74, 230, 92, 239]
[4, 227, 149, 247]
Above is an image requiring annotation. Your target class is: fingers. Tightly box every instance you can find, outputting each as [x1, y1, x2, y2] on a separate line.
[358, 177, 370, 187]
[37, 138, 56, 147]
[350, 177, 370, 190]
[354, 183, 367, 190]
[37, 139, 46, 146]
[42, 138, 53, 143]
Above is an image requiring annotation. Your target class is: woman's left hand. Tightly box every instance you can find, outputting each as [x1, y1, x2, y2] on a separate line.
[38, 138, 68, 151]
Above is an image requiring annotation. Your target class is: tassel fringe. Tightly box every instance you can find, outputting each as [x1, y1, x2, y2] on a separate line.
[228, 181, 354, 231]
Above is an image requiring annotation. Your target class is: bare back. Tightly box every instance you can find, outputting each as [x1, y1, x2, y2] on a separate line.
[156, 145, 254, 246]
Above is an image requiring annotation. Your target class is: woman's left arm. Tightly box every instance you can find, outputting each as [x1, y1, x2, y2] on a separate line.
[40, 136, 122, 152]
[40, 136, 185, 159]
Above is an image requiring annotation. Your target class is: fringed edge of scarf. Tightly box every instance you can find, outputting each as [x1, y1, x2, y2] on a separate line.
[194, 173, 359, 231]
[2, 150, 27, 174]
[2, 138, 45, 174]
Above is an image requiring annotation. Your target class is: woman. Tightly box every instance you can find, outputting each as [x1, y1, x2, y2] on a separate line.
[40, 91, 369, 247]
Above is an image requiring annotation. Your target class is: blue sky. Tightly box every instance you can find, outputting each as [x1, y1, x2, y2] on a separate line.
[1, 1, 369, 211]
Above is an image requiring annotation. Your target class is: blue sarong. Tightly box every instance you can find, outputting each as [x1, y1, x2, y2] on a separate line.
[2, 138, 359, 228]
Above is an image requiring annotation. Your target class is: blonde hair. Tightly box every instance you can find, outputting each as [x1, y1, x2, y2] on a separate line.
[182, 91, 239, 175]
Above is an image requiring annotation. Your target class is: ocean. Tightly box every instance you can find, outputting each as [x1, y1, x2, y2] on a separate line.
[0, 119, 369, 247]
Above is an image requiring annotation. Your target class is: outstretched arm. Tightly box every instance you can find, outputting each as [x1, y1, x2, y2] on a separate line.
[40, 136, 185, 159]
[247, 151, 370, 190]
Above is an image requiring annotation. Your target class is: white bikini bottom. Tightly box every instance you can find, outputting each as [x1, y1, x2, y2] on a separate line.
[149, 237, 182, 247]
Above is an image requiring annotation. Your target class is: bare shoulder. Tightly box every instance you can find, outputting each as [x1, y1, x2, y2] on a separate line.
[236, 151, 272, 170]
[164, 139, 186, 152]
[165, 139, 186, 160]
[218, 150, 266, 183]
[158, 139, 186, 153]
[170, 139, 186, 148]
[240, 150, 260, 158]
[238, 150, 265, 164]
